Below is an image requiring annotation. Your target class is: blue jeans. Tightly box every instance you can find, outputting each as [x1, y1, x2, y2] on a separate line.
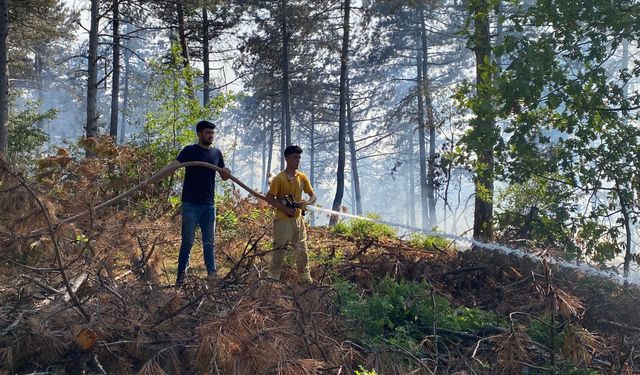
[177, 202, 217, 280]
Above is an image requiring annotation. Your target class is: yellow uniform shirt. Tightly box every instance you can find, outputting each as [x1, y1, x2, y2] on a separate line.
[268, 170, 314, 220]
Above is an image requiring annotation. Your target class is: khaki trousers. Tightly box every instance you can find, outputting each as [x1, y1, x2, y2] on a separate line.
[270, 216, 310, 279]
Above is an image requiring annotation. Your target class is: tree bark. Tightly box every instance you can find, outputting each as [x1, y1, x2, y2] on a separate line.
[266, 100, 275, 192]
[176, 2, 195, 97]
[346, 79, 362, 215]
[471, 0, 495, 241]
[330, 0, 350, 225]
[86, 0, 100, 156]
[419, 7, 437, 228]
[416, 41, 429, 230]
[202, 6, 210, 105]
[280, 0, 292, 147]
[407, 129, 416, 227]
[119, 23, 130, 144]
[109, 0, 120, 139]
[0, 0, 9, 155]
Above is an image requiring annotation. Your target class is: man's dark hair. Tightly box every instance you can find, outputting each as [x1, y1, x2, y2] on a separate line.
[196, 120, 216, 133]
[284, 145, 303, 157]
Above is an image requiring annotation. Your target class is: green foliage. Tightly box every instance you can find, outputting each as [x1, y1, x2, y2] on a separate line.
[527, 314, 564, 350]
[7, 96, 58, 169]
[309, 247, 344, 268]
[134, 42, 234, 168]
[334, 277, 502, 353]
[215, 190, 240, 235]
[354, 366, 377, 375]
[331, 214, 396, 240]
[408, 233, 450, 252]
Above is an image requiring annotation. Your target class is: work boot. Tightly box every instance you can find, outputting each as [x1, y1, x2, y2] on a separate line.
[298, 271, 313, 285]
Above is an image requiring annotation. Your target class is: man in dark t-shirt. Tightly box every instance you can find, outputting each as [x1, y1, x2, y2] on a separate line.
[169, 120, 231, 285]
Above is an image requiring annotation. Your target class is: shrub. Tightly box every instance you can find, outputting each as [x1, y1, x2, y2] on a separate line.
[331, 214, 396, 240]
[409, 232, 451, 252]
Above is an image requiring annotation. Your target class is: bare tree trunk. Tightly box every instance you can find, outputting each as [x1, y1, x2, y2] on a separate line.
[470, 0, 495, 240]
[346, 80, 362, 215]
[176, 2, 195, 97]
[419, 7, 437, 228]
[261, 113, 267, 191]
[119, 23, 130, 144]
[416, 44, 429, 230]
[109, 0, 120, 139]
[407, 129, 416, 227]
[0, 0, 7, 155]
[265, 101, 275, 192]
[202, 6, 210, 105]
[86, 0, 100, 156]
[330, 0, 350, 226]
[281, 0, 292, 146]
[309, 111, 316, 226]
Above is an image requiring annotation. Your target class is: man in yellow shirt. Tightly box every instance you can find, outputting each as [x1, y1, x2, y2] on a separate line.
[265, 145, 317, 283]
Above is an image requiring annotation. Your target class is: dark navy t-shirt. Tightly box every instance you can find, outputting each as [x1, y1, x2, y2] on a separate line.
[176, 144, 225, 204]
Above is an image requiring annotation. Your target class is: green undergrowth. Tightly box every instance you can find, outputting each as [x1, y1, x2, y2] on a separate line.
[408, 232, 452, 252]
[332, 214, 396, 240]
[333, 276, 504, 354]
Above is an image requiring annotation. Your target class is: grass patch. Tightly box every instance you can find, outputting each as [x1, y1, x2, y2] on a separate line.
[332, 214, 396, 240]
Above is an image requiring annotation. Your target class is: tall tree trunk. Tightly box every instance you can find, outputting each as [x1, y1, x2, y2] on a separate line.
[176, 2, 194, 97]
[416, 43, 429, 230]
[261, 113, 267, 191]
[35, 44, 46, 130]
[202, 6, 210, 105]
[420, 6, 437, 228]
[86, 0, 100, 156]
[330, 0, 350, 225]
[407, 129, 416, 227]
[109, 0, 120, 139]
[280, 106, 285, 170]
[470, 0, 495, 241]
[119, 23, 130, 144]
[346, 80, 362, 215]
[309, 112, 316, 187]
[265, 101, 275, 191]
[0, 0, 7, 155]
[280, 0, 292, 147]
[310, 111, 316, 226]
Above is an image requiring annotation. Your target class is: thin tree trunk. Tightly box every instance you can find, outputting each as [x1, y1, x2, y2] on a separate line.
[471, 0, 495, 240]
[202, 6, 210, 105]
[281, 0, 292, 147]
[419, 7, 437, 228]
[0, 0, 7, 155]
[266, 101, 275, 192]
[176, 2, 194, 97]
[408, 129, 416, 227]
[309, 110, 316, 226]
[346, 80, 362, 215]
[86, 0, 100, 156]
[119, 24, 130, 144]
[261, 113, 267, 191]
[109, 0, 120, 139]
[35, 44, 46, 130]
[330, 0, 350, 225]
[416, 43, 429, 230]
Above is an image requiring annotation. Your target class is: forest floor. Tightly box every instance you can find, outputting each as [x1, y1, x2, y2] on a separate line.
[1, 144, 640, 374]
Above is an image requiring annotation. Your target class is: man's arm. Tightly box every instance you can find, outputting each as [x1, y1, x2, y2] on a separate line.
[265, 193, 296, 217]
